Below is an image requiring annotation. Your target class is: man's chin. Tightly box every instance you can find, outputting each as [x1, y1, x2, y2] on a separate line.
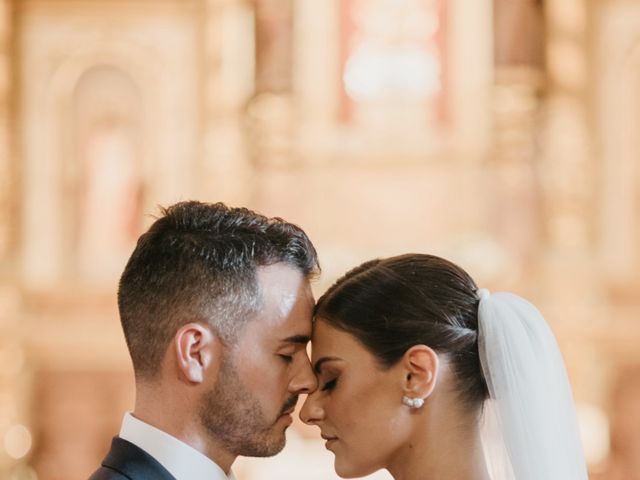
[238, 425, 289, 458]
[241, 437, 286, 458]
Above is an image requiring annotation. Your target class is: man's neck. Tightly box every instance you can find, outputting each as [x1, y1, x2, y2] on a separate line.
[134, 395, 236, 473]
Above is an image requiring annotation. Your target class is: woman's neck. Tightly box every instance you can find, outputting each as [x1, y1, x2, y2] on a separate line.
[386, 408, 490, 480]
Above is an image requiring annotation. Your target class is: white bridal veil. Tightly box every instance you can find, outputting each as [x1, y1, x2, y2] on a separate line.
[477, 289, 588, 480]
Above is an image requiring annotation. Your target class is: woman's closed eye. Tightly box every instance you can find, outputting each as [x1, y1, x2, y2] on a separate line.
[321, 378, 338, 392]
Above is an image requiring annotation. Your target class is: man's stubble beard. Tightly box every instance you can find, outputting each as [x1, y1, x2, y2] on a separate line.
[199, 355, 288, 457]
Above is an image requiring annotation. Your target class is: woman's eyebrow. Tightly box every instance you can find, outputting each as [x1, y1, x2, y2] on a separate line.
[313, 356, 341, 374]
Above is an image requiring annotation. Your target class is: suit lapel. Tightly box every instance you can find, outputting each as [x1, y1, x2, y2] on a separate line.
[102, 437, 177, 480]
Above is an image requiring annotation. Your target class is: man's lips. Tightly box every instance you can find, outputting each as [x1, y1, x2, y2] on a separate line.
[321, 434, 338, 441]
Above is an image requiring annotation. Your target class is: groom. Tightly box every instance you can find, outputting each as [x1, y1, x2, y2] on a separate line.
[89, 201, 319, 479]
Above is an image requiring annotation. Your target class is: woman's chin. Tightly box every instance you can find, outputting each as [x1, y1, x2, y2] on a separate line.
[334, 458, 378, 479]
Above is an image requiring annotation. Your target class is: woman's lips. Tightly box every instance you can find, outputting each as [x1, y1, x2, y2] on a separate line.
[321, 434, 338, 449]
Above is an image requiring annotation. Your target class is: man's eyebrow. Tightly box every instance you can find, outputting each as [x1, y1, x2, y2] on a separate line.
[281, 334, 311, 344]
[313, 356, 341, 374]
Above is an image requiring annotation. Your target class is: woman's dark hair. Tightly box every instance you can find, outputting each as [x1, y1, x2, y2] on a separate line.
[315, 253, 488, 407]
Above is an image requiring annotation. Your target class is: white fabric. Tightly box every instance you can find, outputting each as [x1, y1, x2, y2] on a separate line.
[119, 412, 236, 480]
[477, 289, 588, 480]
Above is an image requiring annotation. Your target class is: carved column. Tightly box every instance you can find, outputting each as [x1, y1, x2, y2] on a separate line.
[539, 5, 607, 470]
[244, 0, 295, 169]
[0, 0, 12, 263]
[590, 2, 640, 476]
[490, 0, 545, 283]
[538, 0, 597, 324]
[0, 2, 29, 478]
[597, 4, 640, 290]
[201, 0, 255, 204]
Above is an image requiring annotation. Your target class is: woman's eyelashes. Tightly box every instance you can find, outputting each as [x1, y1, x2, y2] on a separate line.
[321, 377, 338, 392]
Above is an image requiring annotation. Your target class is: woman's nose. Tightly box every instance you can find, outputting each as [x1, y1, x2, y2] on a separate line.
[299, 391, 324, 424]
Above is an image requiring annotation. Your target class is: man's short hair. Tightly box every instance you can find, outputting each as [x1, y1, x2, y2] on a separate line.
[117, 201, 319, 380]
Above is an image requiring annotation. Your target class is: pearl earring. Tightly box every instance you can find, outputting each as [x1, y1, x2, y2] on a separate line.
[402, 396, 424, 409]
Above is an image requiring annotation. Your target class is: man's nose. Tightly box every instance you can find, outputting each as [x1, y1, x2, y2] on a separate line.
[289, 357, 318, 394]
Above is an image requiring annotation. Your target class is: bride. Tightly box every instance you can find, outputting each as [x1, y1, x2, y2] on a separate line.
[300, 253, 588, 480]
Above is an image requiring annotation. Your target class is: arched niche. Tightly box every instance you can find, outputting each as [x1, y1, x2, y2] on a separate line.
[20, 47, 156, 288]
[18, 2, 201, 289]
[66, 65, 145, 282]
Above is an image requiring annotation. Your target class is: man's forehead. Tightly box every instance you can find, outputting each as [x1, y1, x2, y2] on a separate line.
[252, 263, 314, 336]
[257, 263, 307, 288]
[257, 264, 313, 303]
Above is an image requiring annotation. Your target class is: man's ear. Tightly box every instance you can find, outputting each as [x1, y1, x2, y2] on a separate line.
[173, 322, 223, 384]
[401, 345, 439, 399]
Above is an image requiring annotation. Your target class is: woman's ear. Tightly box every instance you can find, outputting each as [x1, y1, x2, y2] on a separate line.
[401, 345, 439, 399]
[173, 322, 223, 384]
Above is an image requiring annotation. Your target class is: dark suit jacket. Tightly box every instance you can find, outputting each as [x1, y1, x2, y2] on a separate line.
[88, 437, 176, 480]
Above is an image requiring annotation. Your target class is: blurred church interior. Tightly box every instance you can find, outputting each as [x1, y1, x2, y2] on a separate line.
[0, 0, 639, 478]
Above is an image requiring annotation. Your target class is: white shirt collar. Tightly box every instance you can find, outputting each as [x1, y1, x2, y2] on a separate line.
[119, 412, 235, 480]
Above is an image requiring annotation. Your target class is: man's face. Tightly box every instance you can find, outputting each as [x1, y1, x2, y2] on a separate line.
[199, 263, 317, 457]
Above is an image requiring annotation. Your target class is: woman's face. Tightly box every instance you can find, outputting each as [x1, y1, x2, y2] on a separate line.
[300, 319, 413, 478]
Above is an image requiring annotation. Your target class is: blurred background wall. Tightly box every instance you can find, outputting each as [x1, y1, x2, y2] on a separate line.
[0, 0, 638, 478]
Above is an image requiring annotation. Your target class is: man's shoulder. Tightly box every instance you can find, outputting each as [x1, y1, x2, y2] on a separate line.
[88, 437, 175, 480]
[88, 466, 131, 480]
